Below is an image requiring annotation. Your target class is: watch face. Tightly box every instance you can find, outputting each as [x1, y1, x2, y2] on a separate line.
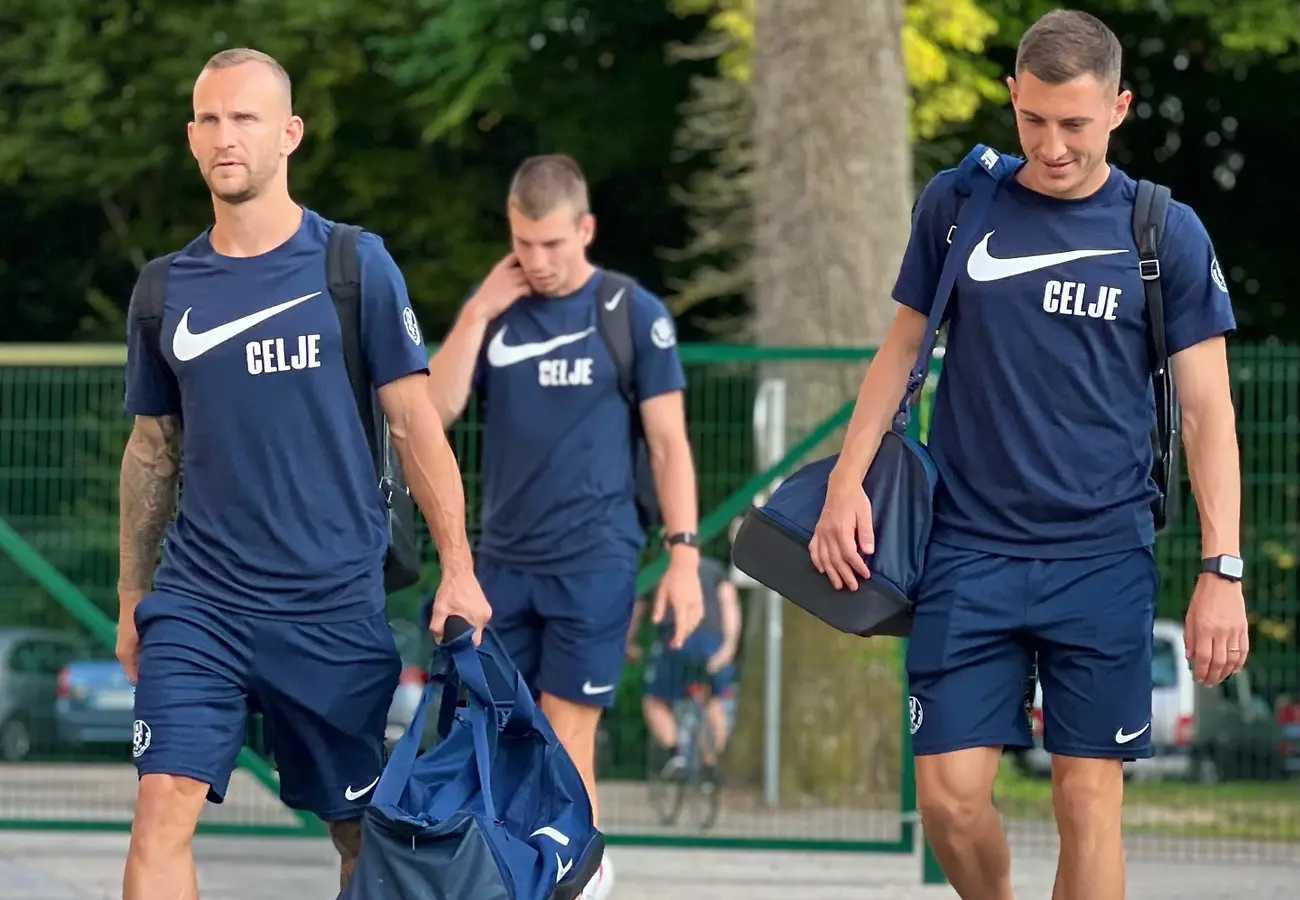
[1219, 555, 1245, 579]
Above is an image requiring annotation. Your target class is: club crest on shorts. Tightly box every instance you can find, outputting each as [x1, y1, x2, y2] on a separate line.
[908, 696, 923, 735]
[132, 719, 152, 758]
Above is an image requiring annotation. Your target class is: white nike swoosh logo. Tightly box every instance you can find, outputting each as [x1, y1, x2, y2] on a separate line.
[172, 292, 321, 361]
[555, 854, 572, 882]
[486, 326, 594, 368]
[344, 776, 380, 801]
[604, 288, 625, 311]
[966, 232, 1126, 283]
[581, 681, 614, 695]
[1114, 723, 1150, 744]
[530, 826, 571, 846]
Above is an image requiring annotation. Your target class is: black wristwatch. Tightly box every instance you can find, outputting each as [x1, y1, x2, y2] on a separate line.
[1201, 554, 1244, 583]
[663, 531, 699, 551]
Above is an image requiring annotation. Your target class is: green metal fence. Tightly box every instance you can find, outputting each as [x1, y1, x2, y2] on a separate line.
[0, 342, 1298, 869]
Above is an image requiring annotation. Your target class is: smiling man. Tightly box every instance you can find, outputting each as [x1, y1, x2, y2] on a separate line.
[427, 154, 704, 900]
[118, 47, 490, 900]
[808, 10, 1244, 899]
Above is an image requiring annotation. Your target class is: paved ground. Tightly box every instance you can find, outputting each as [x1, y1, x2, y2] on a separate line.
[12, 763, 1299, 860]
[3, 762, 1297, 897]
[2, 830, 1298, 899]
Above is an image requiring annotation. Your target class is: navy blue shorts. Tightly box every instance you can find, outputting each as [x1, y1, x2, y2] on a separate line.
[131, 591, 400, 820]
[643, 629, 736, 700]
[478, 561, 637, 709]
[905, 542, 1156, 760]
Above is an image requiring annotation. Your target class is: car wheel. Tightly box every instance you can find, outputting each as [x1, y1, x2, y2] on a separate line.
[1192, 754, 1222, 784]
[0, 717, 32, 762]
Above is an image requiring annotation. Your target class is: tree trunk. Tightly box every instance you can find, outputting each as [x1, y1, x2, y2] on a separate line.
[729, 0, 913, 806]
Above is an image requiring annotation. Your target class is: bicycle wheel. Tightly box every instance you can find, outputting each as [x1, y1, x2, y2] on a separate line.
[646, 704, 693, 827]
[685, 695, 723, 831]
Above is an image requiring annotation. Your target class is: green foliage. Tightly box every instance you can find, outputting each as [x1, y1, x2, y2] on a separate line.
[988, 0, 1300, 59]
[0, 0, 706, 340]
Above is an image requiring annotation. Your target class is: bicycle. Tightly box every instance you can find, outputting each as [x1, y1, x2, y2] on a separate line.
[646, 660, 724, 831]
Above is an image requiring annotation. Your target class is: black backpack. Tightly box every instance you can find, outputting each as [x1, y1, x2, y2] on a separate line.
[592, 270, 661, 535]
[128, 223, 421, 594]
[1133, 179, 1181, 534]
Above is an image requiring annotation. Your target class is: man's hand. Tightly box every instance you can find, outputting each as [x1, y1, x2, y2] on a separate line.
[1184, 574, 1249, 686]
[809, 467, 874, 590]
[653, 554, 703, 649]
[471, 253, 530, 319]
[116, 597, 141, 684]
[706, 646, 735, 675]
[427, 568, 493, 645]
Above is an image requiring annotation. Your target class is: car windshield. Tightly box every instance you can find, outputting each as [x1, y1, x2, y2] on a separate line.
[1151, 639, 1179, 688]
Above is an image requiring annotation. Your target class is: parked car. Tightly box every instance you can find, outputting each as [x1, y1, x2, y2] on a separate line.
[54, 652, 137, 752]
[0, 627, 94, 761]
[1017, 618, 1288, 782]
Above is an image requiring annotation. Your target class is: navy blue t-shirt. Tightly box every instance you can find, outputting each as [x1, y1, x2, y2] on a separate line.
[471, 269, 686, 572]
[893, 164, 1236, 558]
[124, 209, 429, 620]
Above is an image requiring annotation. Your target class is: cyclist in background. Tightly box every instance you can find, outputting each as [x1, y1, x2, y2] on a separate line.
[631, 554, 741, 785]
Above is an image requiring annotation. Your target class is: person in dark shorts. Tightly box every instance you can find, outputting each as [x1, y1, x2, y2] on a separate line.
[117, 48, 488, 899]
[809, 12, 1244, 899]
[634, 555, 741, 785]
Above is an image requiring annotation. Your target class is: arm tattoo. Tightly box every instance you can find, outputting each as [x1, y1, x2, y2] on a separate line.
[118, 415, 182, 593]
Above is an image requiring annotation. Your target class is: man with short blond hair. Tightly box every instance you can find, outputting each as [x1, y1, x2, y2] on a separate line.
[427, 152, 705, 899]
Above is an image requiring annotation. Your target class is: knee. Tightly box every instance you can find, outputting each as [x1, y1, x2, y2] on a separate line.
[915, 750, 1000, 838]
[1050, 757, 1123, 835]
[540, 694, 601, 750]
[641, 695, 667, 716]
[917, 787, 989, 838]
[131, 774, 208, 855]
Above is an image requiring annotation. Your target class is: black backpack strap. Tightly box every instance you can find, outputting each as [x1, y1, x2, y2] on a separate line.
[326, 223, 380, 474]
[1133, 179, 1172, 375]
[594, 270, 639, 408]
[128, 252, 180, 351]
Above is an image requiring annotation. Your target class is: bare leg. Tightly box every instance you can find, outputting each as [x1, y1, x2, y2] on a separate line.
[122, 774, 209, 900]
[915, 747, 1015, 900]
[540, 692, 604, 824]
[703, 695, 730, 764]
[641, 695, 678, 752]
[327, 818, 364, 891]
[1050, 756, 1126, 900]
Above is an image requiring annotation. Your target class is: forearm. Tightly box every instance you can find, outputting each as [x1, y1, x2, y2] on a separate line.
[835, 336, 918, 482]
[718, 601, 741, 655]
[1183, 404, 1241, 557]
[649, 436, 698, 539]
[627, 600, 646, 639]
[392, 409, 475, 575]
[117, 417, 182, 611]
[426, 302, 491, 427]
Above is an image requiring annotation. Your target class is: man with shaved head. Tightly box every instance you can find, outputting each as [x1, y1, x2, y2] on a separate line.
[117, 48, 491, 898]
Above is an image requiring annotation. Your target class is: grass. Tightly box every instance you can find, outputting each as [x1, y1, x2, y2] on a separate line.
[993, 758, 1300, 841]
